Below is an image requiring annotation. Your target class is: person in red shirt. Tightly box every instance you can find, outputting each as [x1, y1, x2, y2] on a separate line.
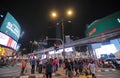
[21, 59, 26, 75]
[53, 58, 57, 72]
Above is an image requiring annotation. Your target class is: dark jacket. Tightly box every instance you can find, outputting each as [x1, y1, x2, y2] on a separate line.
[65, 62, 72, 71]
[45, 62, 53, 73]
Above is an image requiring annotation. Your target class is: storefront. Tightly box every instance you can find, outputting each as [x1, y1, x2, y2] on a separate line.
[0, 46, 13, 59]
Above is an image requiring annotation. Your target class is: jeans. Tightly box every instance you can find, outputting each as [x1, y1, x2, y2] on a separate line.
[21, 68, 25, 74]
[46, 72, 52, 78]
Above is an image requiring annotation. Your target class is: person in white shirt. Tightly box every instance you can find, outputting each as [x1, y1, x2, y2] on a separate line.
[88, 61, 97, 78]
[38, 59, 43, 73]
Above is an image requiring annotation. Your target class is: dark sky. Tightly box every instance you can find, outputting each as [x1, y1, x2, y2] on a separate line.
[0, 0, 120, 50]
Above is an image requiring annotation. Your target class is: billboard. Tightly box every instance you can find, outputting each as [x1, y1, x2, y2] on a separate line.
[0, 12, 21, 42]
[86, 11, 120, 37]
[0, 32, 17, 50]
[16, 44, 21, 51]
[0, 32, 9, 46]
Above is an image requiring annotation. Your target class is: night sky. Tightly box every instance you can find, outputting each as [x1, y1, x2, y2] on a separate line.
[0, 0, 120, 52]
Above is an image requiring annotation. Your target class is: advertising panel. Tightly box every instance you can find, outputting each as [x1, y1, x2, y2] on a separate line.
[0, 32, 9, 46]
[0, 12, 21, 42]
[7, 38, 17, 50]
[86, 11, 120, 37]
[11, 40, 17, 50]
[16, 44, 21, 51]
[0, 32, 17, 50]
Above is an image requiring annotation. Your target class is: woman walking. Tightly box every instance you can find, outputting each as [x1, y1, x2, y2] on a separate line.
[88, 61, 97, 78]
[21, 59, 26, 75]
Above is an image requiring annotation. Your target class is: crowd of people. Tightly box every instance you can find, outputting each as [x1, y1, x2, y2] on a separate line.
[20, 57, 97, 78]
[63, 58, 97, 78]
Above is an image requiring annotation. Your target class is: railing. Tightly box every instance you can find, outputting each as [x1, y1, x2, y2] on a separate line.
[33, 27, 120, 54]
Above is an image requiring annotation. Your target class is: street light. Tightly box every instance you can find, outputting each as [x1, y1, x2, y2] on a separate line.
[50, 9, 73, 59]
[50, 11, 58, 19]
[66, 9, 73, 16]
[52, 12, 57, 17]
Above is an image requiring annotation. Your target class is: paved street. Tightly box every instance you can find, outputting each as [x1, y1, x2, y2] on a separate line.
[96, 70, 120, 78]
[0, 63, 21, 78]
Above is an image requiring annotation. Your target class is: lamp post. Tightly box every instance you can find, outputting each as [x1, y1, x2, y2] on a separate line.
[61, 19, 65, 59]
[30, 41, 33, 53]
[50, 9, 73, 59]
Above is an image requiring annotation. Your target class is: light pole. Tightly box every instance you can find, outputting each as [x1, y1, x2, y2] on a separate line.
[61, 19, 65, 59]
[50, 9, 73, 59]
[30, 41, 33, 53]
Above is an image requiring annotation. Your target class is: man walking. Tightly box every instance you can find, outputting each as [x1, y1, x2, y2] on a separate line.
[45, 59, 53, 78]
[31, 57, 36, 74]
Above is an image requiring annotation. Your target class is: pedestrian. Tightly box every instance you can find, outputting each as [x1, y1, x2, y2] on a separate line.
[78, 59, 83, 75]
[59, 58, 62, 68]
[62, 60, 65, 69]
[36, 58, 40, 72]
[74, 59, 79, 76]
[45, 59, 53, 78]
[67, 59, 73, 78]
[64, 59, 68, 77]
[53, 58, 57, 73]
[21, 59, 26, 75]
[88, 61, 97, 78]
[31, 57, 36, 74]
[38, 59, 43, 73]
[70, 58, 74, 71]
[56, 58, 58, 71]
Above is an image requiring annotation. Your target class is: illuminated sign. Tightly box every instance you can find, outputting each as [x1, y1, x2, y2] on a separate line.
[86, 11, 120, 37]
[0, 32, 17, 50]
[49, 47, 74, 54]
[95, 44, 117, 58]
[15, 44, 21, 51]
[0, 32, 9, 46]
[0, 12, 21, 42]
[89, 28, 96, 36]
[10, 39, 17, 50]
[117, 18, 120, 23]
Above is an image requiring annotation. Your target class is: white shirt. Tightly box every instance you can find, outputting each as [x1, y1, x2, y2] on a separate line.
[88, 63, 96, 74]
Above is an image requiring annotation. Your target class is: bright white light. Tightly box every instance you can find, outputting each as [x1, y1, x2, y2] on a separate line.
[41, 54, 46, 59]
[48, 47, 73, 55]
[101, 44, 117, 54]
[0, 32, 9, 46]
[65, 47, 73, 52]
[95, 48, 104, 58]
[52, 12, 57, 18]
[95, 44, 117, 58]
[34, 56, 36, 59]
[49, 51, 54, 55]
[117, 18, 120, 23]
[0, 14, 4, 18]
